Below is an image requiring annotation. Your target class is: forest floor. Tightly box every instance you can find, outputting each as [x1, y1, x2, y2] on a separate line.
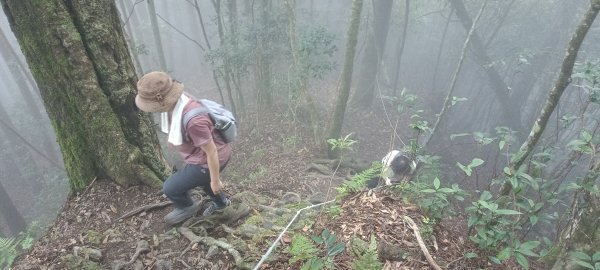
[10, 105, 530, 270]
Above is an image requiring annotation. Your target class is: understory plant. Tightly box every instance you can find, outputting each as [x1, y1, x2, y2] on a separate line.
[287, 229, 346, 270]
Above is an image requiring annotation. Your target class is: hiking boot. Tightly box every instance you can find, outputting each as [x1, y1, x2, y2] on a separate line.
[164, 201, 201, 225]
[202, 197, 231, 217]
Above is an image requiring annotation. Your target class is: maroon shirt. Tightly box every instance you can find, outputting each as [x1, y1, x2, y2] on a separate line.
[170, 98, 231, 167]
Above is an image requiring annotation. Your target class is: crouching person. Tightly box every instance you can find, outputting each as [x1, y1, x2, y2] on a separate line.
[367, 150, 415, 189]
[135, 71, 232, 225]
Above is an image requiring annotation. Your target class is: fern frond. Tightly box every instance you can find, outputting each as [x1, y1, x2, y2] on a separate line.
[338, 161, 383, 196]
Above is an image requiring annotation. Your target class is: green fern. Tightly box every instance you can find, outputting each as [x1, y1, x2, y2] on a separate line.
[337, 162, 383, 196]
[350, 235, 382, 270]
[0, 236, 18, 269]
[288, 234, 319, 264]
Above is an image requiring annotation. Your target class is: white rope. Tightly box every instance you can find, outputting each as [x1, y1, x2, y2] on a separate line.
[252, 199, 336, 270]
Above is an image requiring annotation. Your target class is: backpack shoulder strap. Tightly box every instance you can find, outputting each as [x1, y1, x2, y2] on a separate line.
[182, 107, 210, 134]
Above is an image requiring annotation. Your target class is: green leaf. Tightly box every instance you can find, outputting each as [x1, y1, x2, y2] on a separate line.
[495, 209, 522, 215]
[503, 166, 512, 176]
[529, 215, 539, 226]
[517, 241, 540, 257]
[574, 261, 595, 270]
[450, 133, 470, 140]
[469, 158, 484, 168]
[489, 256, 502, 264]
[571, 251, 592, 261]
[327, 242, 345, 257]
[438, 188, 455, 193]
[592, 251, 600, 262]
[480, 191, 492, 201]
[457, 162, 472, 176]
[519, 241, 540, 251]
[497, 247, 512, 261]
[434, 178, 440, 190]
[464, 252, 478, 259]
[499, 140, 506, 150]
[515, 253, 529, 269]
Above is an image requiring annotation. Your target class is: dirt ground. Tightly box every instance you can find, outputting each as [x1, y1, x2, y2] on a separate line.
[9, 105, 530, 270]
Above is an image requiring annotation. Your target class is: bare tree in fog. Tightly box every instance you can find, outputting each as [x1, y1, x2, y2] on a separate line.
[425, 0, 488, 149]
[328, 0, 363, 156]
[116, 0, 143, 76]
[1, 0, 171, 191]
[146, 0, 167, 71]
[392, 0, 410, 96]
[352, 0, 393, 108]
[449, 0, 523, 132]
[0, 181, 25, 236]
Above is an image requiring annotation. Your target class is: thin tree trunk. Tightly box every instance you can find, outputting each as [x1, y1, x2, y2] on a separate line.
[192, 0, 226, 105]
[392, 0, 410, 95]
[499, 0, 600, 196]
[0, 180, 25, 236]
[327, 0, 363, 156]
[352, 0, 393, 107]
[285, 0, 320, 140]
[117, 0, 144, 76]
[431, 8, 453, 93]
[425, 1, 488, 149]
[551, 158, 600, 270]
[213, 0, 238, 116]
[147, 0, 168, 70]
[1, 0, 171, 191]
[449, 0, 523, 132]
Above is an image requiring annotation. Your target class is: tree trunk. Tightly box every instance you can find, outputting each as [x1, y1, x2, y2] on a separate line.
[500, 0, 600, 196]
[431, 7, 453, 93]
[0, 180, 25, 236]
[352, 0, 393, 108]
[147, 0, 168, 71]
[425, 1, 488, 149]
[192, 0, 226, 105]
[392, 0, 410, 95]
[448, 0, 523, 132]
[116, 0, 144, 76]
[551, 159, 600, 270]
[213, 0, 238, 116]
[1, 0, 171, 191]
[327, 0, 363, 156]
[285, 0, 320, 140]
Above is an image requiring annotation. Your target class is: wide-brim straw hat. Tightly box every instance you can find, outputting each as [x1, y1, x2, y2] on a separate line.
[135, 71, 184, 112]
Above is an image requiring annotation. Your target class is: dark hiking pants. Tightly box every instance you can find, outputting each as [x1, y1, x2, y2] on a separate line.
[163, 163, 228, 209]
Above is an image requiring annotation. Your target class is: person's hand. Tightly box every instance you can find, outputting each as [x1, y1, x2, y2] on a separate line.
[211, 179, 223, 194]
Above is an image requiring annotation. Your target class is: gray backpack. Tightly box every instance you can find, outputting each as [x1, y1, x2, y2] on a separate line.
[182, 99, 237, 143]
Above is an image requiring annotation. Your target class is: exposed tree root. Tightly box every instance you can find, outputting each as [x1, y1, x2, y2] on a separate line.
[403, 216, 442, 270]
[112, 240, 150, 270]
[117, 201, 172, 221]
[178, 227, 249, 269]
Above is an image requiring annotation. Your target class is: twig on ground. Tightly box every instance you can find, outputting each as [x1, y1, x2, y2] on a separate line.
[117, 201, 172, 221]
[402, 216, 442, 270]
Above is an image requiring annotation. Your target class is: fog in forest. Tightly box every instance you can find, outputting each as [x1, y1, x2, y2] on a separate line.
[1, 0, 599, 266]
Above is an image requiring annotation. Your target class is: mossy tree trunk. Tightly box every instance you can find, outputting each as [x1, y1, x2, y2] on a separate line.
[327, 0, 363, 157]
[1, 0, 171, 191]
[551, 159, 600, 270]
[499, 0, 600, 197]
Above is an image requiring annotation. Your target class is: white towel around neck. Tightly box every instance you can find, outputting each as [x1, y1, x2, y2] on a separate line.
[160, 94, 190, 146]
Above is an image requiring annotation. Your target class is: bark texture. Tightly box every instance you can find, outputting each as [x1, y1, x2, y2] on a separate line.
[500, 0, 600, 196]
[1, 0, 171, 190]
[352, 0, 393, 107]
[327, 0, 363, 155]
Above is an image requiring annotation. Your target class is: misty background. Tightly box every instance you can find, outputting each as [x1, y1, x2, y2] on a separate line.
[1, 0, 598, 255]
